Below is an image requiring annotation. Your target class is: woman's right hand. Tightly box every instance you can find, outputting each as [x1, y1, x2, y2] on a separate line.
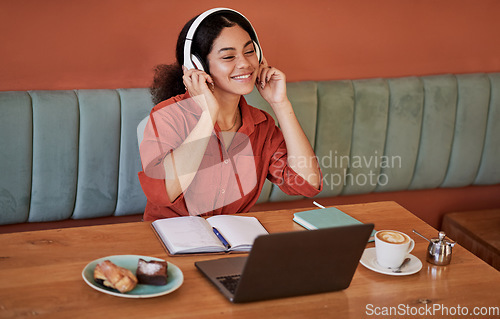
[182, 66, 219, 118]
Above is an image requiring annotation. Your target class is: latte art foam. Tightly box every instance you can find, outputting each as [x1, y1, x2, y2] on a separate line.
[376, 231, 409, 244]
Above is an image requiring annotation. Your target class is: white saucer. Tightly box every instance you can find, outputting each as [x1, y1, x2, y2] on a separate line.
[360, 248, 422, 276]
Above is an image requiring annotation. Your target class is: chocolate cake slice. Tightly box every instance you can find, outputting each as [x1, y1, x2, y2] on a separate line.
[136, 258, 168, 285]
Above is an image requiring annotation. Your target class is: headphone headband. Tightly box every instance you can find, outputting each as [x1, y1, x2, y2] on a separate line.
[183, 8, 263, 71]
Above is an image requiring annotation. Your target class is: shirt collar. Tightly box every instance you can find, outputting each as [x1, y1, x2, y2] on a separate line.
[238, 96, 267, 136]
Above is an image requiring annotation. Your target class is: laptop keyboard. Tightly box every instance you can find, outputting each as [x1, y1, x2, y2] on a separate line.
[216, 275, 241, 294]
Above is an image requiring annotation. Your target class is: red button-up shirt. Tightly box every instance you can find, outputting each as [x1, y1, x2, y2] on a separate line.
[138, 92, 322, 221]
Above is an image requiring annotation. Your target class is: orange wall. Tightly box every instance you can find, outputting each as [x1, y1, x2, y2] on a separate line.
[1, 0, 499, 228]
[1, 0, 500, 91]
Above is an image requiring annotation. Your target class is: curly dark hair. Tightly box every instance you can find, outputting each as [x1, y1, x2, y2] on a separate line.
[150, 10, 257, 104]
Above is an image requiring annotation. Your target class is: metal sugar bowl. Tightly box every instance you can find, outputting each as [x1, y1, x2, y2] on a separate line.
[427, 231, 456, 265]
[413, 230, 456, 266]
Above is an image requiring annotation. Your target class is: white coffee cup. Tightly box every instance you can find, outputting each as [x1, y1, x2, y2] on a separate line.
[374, 230, 415, 268]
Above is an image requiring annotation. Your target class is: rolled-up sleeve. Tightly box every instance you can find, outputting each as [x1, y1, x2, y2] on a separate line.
[266, 128, 323, 197]
[138, 171, 186, 207]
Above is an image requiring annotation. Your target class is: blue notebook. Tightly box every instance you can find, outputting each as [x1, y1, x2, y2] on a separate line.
[293, 207, 375, 241]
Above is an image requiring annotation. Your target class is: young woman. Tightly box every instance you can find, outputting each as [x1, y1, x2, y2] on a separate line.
[139, 8, 322, 220]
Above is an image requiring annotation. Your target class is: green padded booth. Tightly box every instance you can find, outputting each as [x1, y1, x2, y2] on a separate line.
[1, 73, 499, 225]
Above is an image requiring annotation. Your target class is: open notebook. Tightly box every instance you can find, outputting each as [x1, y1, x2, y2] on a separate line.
[152, 215, 268, 255]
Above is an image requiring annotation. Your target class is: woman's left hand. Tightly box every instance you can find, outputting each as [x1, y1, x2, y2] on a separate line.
[256, 57, 288, 107]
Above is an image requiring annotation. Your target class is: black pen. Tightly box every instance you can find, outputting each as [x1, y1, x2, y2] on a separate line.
[212, 227, 231, 250]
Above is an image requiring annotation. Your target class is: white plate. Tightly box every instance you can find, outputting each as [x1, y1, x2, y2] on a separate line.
[360, 248, 422, 276]
[82, 255, 183, 298]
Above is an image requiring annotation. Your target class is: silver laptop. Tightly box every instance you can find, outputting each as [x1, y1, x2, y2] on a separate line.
[195, 223, 374, 303]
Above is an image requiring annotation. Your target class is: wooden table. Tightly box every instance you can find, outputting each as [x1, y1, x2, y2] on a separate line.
[1, 201, 499, 318]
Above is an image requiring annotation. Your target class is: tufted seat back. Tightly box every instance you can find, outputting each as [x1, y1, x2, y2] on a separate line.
[1, 73, 499, 225]
[246, 73, 500, 203]
[0, 89, 152, 224]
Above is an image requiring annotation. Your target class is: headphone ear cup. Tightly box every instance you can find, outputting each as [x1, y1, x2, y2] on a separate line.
[253, 41, 262, 64]
[190, 54, 206, 72]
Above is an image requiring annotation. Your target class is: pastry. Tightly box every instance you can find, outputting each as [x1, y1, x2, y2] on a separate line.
[94, 260, 138, 293]
[136, 258, 168, 285]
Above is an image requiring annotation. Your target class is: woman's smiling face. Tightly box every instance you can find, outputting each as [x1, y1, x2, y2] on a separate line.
[207, 25, 260, 98]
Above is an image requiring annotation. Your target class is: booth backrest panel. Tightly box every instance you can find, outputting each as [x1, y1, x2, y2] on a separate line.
[247, 73, 500, 203]
[0, 89, 152, 224]
[1, 73, 499, 225]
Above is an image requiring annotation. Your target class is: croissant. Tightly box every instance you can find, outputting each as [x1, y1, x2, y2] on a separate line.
[94, 260, 138, 293]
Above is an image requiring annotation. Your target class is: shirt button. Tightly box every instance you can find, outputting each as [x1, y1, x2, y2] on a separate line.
[221, 188, 225, 194]
[224, 159, 229, 164]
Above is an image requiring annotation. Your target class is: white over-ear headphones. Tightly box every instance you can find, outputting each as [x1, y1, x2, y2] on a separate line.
[183, 8, 263, 71]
